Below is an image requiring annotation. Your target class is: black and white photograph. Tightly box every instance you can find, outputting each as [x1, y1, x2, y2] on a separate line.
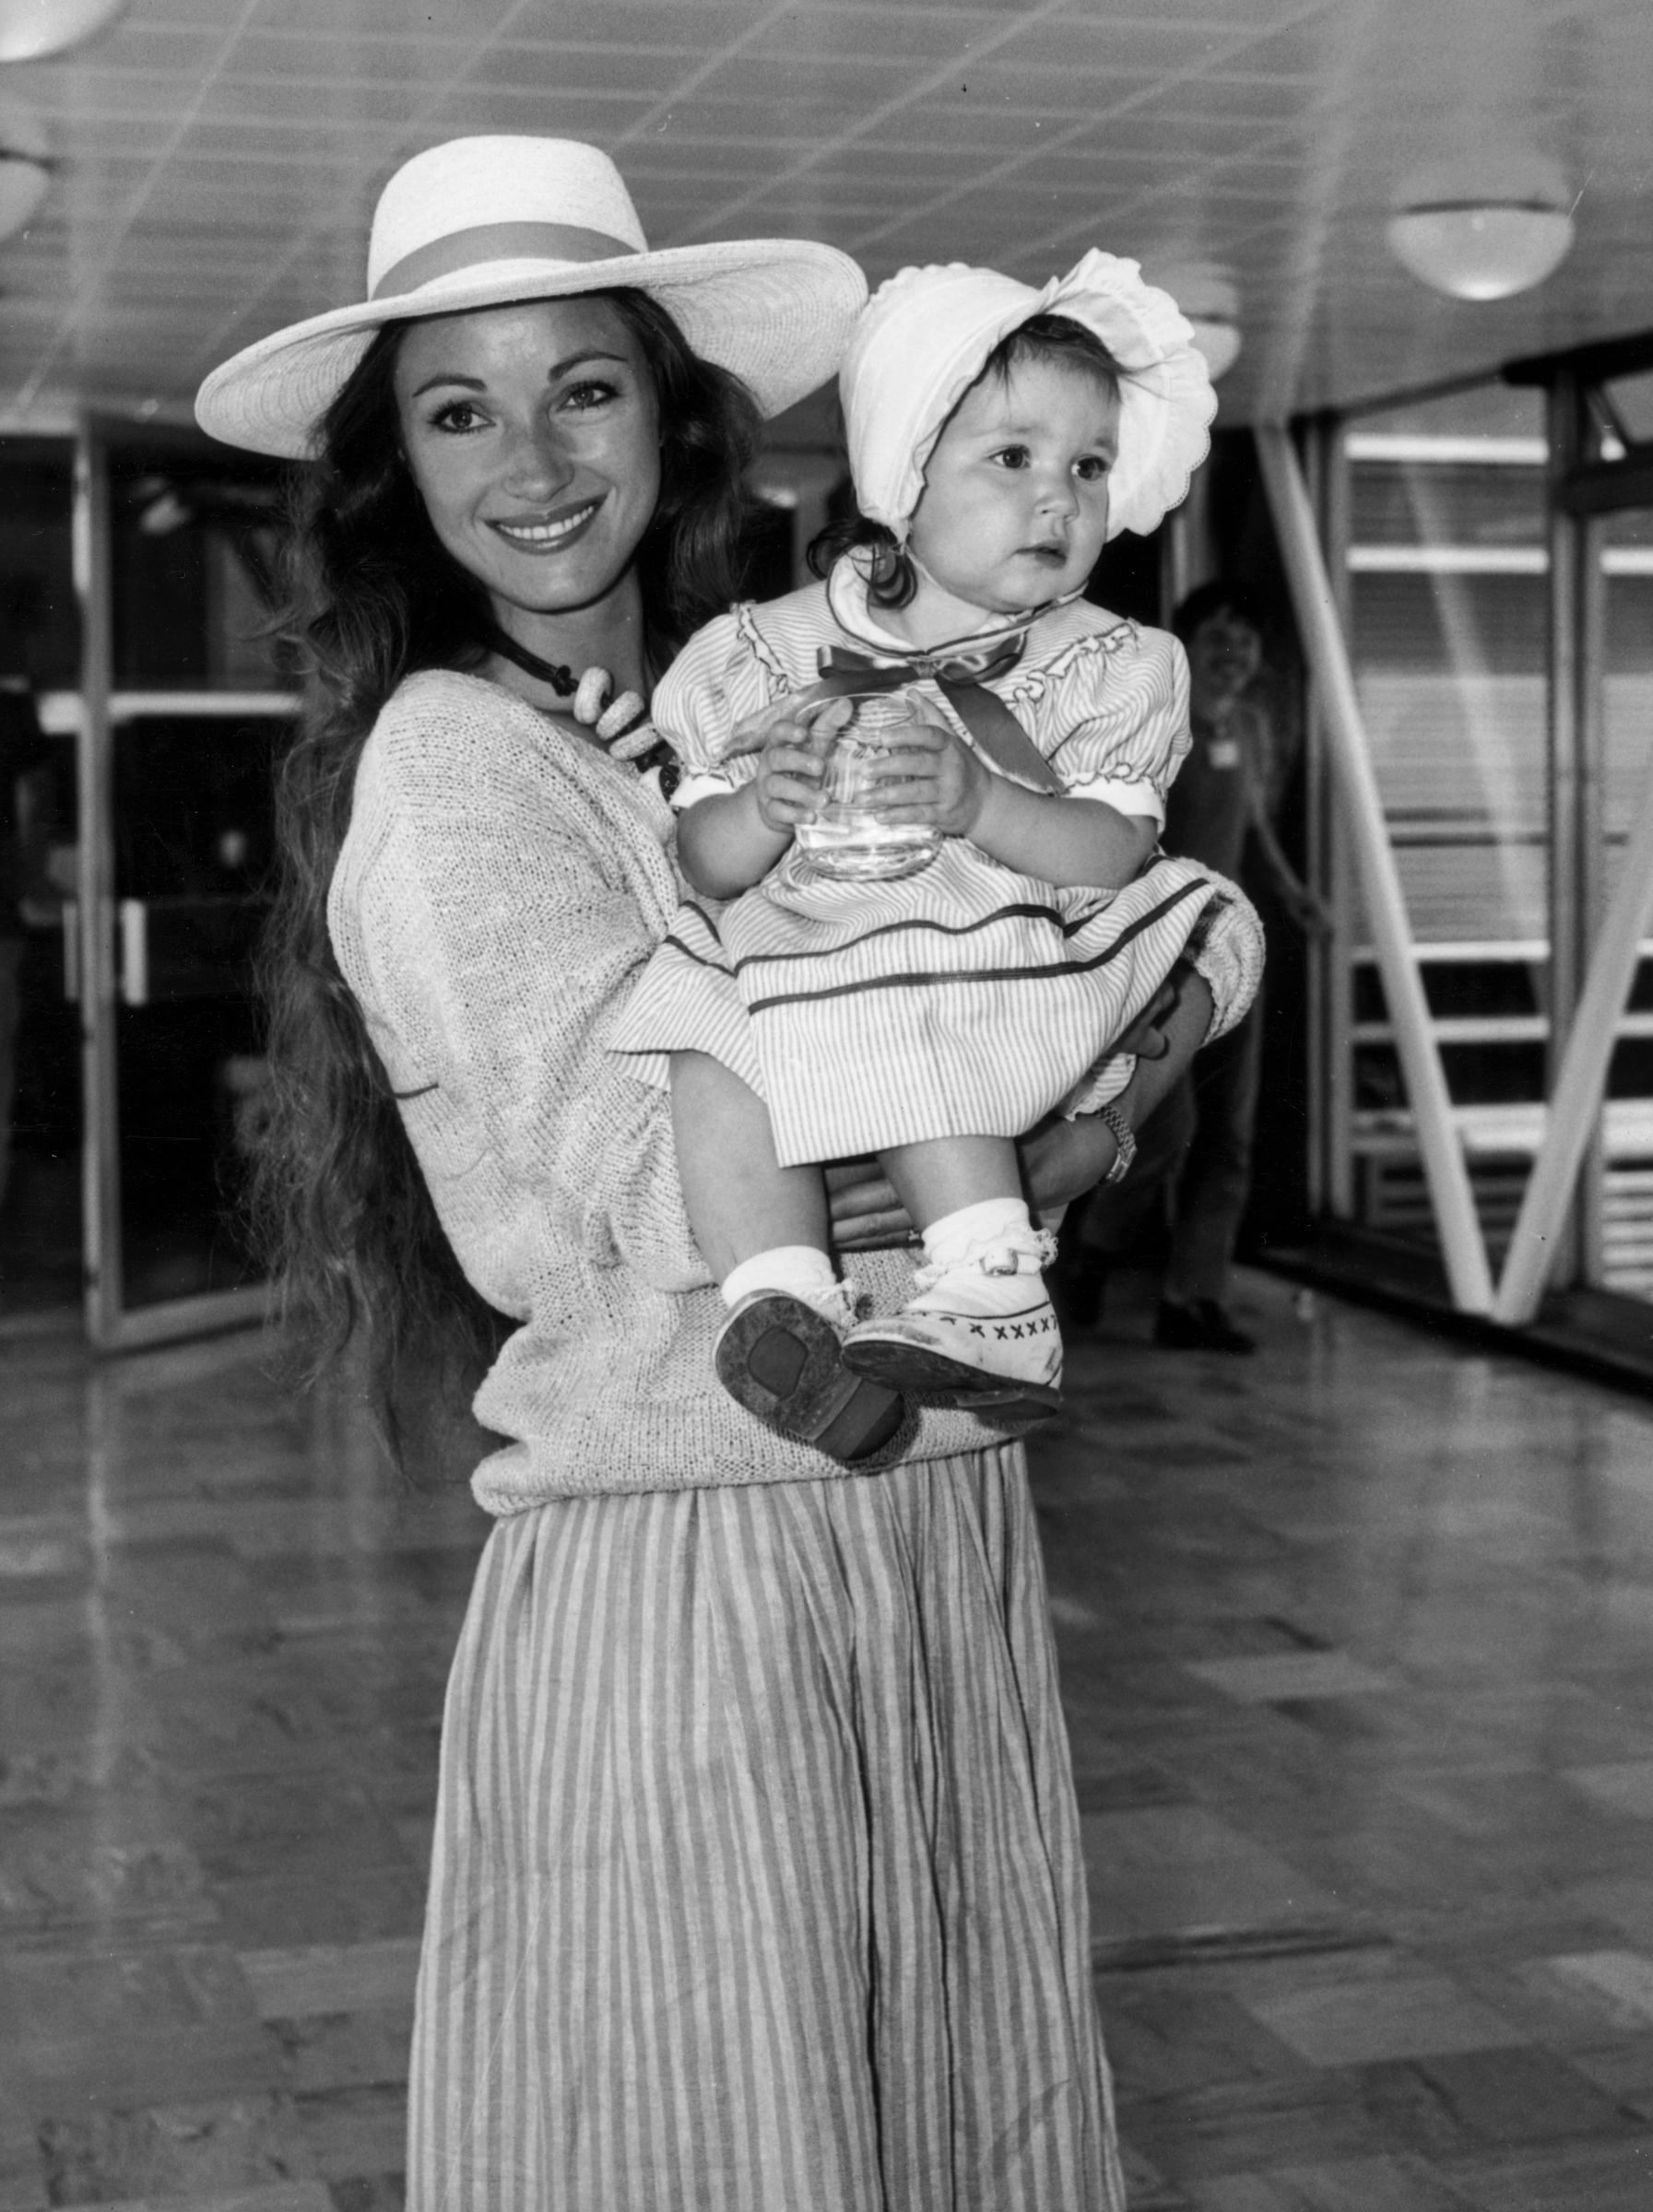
[1, 1, 1652, 2206]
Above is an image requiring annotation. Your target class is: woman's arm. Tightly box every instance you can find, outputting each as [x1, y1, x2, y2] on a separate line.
[829, 966, 1214, 1250]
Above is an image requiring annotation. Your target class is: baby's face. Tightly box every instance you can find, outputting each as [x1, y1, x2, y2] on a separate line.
[905, 357, 1120, 629]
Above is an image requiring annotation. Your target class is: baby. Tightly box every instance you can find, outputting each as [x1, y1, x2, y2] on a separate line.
[613, 253, 1261, 1455]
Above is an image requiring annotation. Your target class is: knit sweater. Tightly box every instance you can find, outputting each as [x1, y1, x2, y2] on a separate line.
[328, 668, 1011, 1514]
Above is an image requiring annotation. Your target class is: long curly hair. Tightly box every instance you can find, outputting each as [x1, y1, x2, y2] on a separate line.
[809, 310, 1127, 609]
[254, 288, 762, 1467]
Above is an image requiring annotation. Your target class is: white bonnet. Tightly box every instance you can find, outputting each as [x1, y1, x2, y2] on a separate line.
[841, 250, 1216, 544]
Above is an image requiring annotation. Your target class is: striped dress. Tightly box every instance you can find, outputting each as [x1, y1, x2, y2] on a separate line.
[407, 1440, 1125, 2212]
[610, 559, 1248, 1165]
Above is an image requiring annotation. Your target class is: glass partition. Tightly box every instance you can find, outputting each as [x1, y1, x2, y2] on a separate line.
[0, 439, 79, 1324]
[1597, 504, 1653, 1299]
[78, 425, 298, 1347]
[1336, 383, 1552, 1271]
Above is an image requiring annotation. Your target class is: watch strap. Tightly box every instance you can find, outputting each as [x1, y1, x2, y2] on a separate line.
[1097, 1101, 1137, 1185]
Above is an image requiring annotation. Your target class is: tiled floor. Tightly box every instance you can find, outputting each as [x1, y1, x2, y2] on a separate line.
[5, 1271, 1653, 2207]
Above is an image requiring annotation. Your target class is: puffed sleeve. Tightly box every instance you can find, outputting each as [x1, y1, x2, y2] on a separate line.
[1045, 624, 1192, 827]
[333, 689, 707, 1304]
[652, 606, 787, 813]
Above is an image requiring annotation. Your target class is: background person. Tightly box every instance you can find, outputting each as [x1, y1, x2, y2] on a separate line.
[196, 136, 1237, 2209]
[1064, 575, 1325, 1354]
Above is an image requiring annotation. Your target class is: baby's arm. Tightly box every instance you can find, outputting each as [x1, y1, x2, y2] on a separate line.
[968, 777, 1155, 888]
[676, 700, 826, 898]
[868, 715, 1156, 888]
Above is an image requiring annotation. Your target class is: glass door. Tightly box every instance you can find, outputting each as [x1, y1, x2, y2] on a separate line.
[77, 418, 297, 1349]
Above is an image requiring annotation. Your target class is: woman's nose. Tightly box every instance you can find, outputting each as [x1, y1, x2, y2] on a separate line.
[502, 418, 574, 498]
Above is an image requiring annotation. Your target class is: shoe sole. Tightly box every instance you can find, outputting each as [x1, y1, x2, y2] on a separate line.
[714, 1293, 905, 1464]
[841, 1335, 1064, 1426]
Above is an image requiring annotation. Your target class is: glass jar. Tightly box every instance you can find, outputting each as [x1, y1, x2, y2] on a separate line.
[792, 690, 941, 882]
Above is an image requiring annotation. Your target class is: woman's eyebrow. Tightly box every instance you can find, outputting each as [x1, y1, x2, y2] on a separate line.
[408, 348, 628, 402]
[544, 347, 628, 380]
[409, 371, 487, 399]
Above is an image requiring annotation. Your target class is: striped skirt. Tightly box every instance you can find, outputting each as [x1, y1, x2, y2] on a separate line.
[407, 1441, 1125, 2212]
[609, 839, 1232, 1165]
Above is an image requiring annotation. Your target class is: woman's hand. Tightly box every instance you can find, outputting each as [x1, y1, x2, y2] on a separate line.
[825, 1158, 913, 1251]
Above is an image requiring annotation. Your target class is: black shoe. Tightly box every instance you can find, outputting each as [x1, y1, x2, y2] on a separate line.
[1154, 1298, 1257, 1355]
[714, 1291, 907, 1463]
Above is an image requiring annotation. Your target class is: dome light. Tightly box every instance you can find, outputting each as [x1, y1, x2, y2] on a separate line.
[0, 102, 50, 242]
[0, 0, 127, 63]
[0, 147, 48, 240]
[1150, 260, 1243, 382]
[1187, 313, 1242, 382]
[1387, 199, 1574, 302]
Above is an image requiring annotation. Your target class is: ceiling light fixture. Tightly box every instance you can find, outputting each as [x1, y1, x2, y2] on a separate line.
[1386, 199, 1575, 301]
[1150, 261, 1242, 382]
[0, 101, 49, 241]
[0, 0, 127, 62]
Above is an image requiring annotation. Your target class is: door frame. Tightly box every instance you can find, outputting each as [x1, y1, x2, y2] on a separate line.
[74, 410, 291, 1350]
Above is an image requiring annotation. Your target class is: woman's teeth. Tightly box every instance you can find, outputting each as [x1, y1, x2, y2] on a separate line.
[494, 501, 598, 547]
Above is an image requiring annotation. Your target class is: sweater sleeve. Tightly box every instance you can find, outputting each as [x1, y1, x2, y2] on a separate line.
[1046, 625, 1192, 825]
[337, 689, 707, 1302]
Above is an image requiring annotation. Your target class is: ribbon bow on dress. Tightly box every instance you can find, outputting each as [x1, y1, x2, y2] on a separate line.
[813, 629, 1062, 795]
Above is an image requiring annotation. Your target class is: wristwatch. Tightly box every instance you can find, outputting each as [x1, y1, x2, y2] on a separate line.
[1095, 1101, 1137, 1185]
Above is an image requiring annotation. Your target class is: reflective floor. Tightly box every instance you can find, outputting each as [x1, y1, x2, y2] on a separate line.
[4, 1272, 1653, 2208]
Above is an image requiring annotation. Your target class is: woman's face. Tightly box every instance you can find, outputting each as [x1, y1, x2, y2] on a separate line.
[394, 294, 661, 628]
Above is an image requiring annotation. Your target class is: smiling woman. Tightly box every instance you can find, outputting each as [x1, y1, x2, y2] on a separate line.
[395, 298, 663, 677]
[190, 135, 1222, 2211]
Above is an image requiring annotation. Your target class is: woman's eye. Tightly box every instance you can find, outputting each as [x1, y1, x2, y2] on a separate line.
[561, 378, 620, 413]
[429, 398, 486, 434]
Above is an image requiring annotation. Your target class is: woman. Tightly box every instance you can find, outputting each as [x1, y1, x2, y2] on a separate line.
[197, 135, 1225, 2210]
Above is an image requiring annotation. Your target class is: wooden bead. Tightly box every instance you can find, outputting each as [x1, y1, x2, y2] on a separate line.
[573, 667, 613, 725]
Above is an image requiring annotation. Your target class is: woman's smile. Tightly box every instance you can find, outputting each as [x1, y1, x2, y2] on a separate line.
[488, 495, 605, 551]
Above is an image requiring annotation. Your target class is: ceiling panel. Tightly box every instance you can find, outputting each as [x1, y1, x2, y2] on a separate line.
[0, 0, 1646, 431]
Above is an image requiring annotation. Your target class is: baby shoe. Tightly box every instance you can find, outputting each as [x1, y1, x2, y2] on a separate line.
[841, 1227, 1064, 1421]
[714, 1283, 906, 1464]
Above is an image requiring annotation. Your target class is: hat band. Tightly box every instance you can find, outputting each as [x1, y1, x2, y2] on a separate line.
[372, 220, 641, 300]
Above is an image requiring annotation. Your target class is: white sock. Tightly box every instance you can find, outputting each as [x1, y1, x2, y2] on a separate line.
[920, 1196, 1034, 1270]
[722, 1245, 840, 1313]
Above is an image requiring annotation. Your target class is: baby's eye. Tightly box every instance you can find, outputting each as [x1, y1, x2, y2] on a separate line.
[429, 398, 487, 434]
[989, 443, 1032, 470]
[1075, 454, 1113, 481]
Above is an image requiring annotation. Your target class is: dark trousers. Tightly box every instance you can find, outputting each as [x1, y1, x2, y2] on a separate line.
[1078, 997, 1264, 1306]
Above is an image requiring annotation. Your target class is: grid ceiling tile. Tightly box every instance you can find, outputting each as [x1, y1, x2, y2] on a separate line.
[0, 0, 1647, 429]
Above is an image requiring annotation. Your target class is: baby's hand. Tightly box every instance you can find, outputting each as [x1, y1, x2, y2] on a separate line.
[862, 698, 992, 838]
[722, 689, 841, 836]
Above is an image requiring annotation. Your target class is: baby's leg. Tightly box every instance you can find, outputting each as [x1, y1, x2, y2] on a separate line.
[880, 1133, 1021, 1230]
[670, 1052, 902, 1464]
[843, 1134, 1063, 1418]
[671, 1049, 828, 1283]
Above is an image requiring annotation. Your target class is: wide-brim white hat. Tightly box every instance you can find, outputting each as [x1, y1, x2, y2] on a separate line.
[843, 251, 1216, 543]
[195, 136, 868, 458]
